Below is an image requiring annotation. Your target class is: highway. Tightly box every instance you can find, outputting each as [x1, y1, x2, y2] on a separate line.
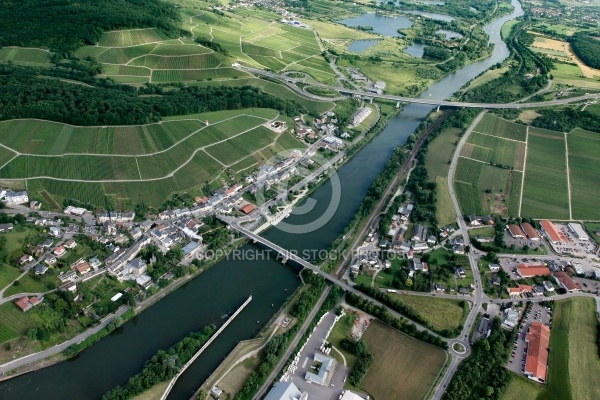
[237, 66, 600, 109]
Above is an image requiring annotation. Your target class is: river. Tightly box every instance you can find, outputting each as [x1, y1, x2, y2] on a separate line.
[0, 1, 523, 399]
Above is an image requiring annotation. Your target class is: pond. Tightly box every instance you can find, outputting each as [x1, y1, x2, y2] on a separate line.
[338, 13, 412, 37]
[348, 39, 381, 53]
[403, 43, 426, 58]
[436, 29, 463, 40]
[402, 10, 455, 22]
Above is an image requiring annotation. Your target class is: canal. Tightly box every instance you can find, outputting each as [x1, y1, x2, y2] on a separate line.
[0, 1, 522, 399]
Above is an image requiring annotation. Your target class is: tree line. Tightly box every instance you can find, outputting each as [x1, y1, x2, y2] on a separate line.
[0, 0, 181, 55]
[0, 64, 306, 126]
[102, 324, 216, 399]
[531, 107, 600, 134]
[340, 337, 373, 387]
[345, 292, 448, 349]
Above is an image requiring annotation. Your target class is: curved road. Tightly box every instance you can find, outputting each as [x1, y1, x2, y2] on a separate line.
[237, 66, 600, 109]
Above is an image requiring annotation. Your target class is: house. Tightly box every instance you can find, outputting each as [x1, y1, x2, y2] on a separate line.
[502, 308, 519, 329]
[491, 276, 501, 286]
[412, 224, 427, 242]
[521, 222, 540, 241]
[524, 322, 550, 382]
[456, 266, 466, 278]
[543, 281, 554, 292]
[30, 200, 42, 210]
[64, 239, 77, 249]
[477, 316, 492, 338]
[136, 275, 152, 290]
[89, 256, 102, 270]
[3, 191, 29, 205]
[412, 242, 429, 253]
[434, 283, 445, 292]
[517, 264, 551, 278]
[459, 287, 471, 295]
[60, 281, 77, 293]
[532, 285, 545, 296]
[507, 224, 525, 238]
[126, 258, 147, 276]
[539, 220, 568, 244]
[53, 246, 67, 257]
[44, 255, 57, 266]
[19, 254, 34, 265]
[0, 223, 13, 233]
[14, 296, 41, 312]
[75, 262, 91, 275]
[507, 284, 533, 298]
[49, 226, 61, 237]
[398, 241, 411, 253]
[427, 235, 437, 245]
[264, 381, 308, 400]
[554, 271, 581, 292]
[475, 235, 494, 243]
[240, 203, 256, 215]
[130, 226, 142, 240]
[34, 264, 48, 275]
[58, 270, 77, 282]
[182, 241, 201, 260]
[488, 264, 500, 272]
[452, 242, 465, 254]
[379, 238, 389, 248]
[305, 353, 336, 386]
[412, 258, 428, 272]
[64, 206, 87, 216]
[41, 239, 54, 248]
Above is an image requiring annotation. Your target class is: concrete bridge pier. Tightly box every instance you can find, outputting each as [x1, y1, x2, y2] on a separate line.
[436, 106, 440, 112]
[370, 97, 373, 104]
[396, 101, 400, 108]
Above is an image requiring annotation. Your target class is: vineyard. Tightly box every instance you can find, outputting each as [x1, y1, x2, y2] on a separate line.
[474, 114, 527, 141]
[521, 129, 570, 219]
[465, 132, 524, 169]
[98, 28, 169, 47]
[0, 47, 50, 65]
[1, 109, 306, 208]
[567, 129, 600, 219]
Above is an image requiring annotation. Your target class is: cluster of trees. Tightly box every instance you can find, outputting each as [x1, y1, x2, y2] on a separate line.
[406, 155, 437, 229]
[570, 32, 600, 69]
[139, 243, 183, 284]
[340, 337, 373, 387]
[443, 318, 513, 400]
[102, 324, 216, 400]
[290, 272, 327, 319]
[531, 107, 600, 134]
[346, 291, 448, 349]
[194, 38, 230, 55]
[0, 65, 307, 126]
[0, 0, 181, 55]
[199, 216, 231, 250]
[424, 46, 451, 61]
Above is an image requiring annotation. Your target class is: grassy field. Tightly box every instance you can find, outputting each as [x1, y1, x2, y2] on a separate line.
[540, 299, 572, 400]
[567, 129, 600, 220]
[521, 128, 570, 219]
[0, 264, 21, 292]
[501, 374, 545, 400]
[426, 127, 461, 180]
[436, 176, 456, 226]
[328, 313, 360, 370]
[130, 381, 170, 400]
[0, 47, 51, 65]
[388, 293, 466, 332]
[361, 320, 446, 400]
[0, 109, 303, 207]
[474, 114, 527, 141]
[0, 302, 41, 343]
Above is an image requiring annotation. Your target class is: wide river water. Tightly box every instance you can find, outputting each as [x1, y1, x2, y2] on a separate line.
[0, 1, 523, 399]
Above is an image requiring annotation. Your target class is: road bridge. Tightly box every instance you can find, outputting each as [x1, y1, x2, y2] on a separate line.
[237, 66, 600, 109]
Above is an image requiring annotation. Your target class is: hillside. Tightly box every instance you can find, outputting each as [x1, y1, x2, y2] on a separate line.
[0, 0, 181, 54]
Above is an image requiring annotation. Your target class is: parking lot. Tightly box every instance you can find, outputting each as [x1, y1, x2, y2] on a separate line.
[507, 303, 552, 374]
[503, 231, 546, 252]
[549, 223, 599, 258]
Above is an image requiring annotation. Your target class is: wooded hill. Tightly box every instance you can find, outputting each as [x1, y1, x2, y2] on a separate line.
[570, 32, 600, 70]
[0, 0, 181, 54]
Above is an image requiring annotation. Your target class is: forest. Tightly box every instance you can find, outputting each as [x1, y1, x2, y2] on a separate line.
[0, 65, 306, 125]
[532, 107, 600, 133]
[0, 0, 181, 55]
[570, 32, 600, 69]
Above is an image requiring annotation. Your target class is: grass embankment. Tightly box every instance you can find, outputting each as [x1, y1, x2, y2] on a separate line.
[361, 320, 446, 400]
[388, 293, 467, 333]
[501, 374, 545, 400]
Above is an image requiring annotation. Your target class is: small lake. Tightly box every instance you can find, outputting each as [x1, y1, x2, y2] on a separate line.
[338, 13, 412, 37]
[403, 43, 426, 58]
[402, 10, 455, 22]
[437, 29, 463, 40]
[348, 39, 381, 53]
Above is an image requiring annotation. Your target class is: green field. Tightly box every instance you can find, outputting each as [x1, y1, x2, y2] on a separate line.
[541, 299, 572, 400]
[0, 47, 51, 65]
[388, 293, 466, 333]
[361, 320, 446, 400]
[0, 264, 21, 292]
[426, 127, 461, 180]
[464, 131, 525, 169]
[501, 374, 545, 400]
[435, 176, 456, 226]
[98, 28, 169, 47]
[567, 129, 600, 220]
[0, 302, 41, 343]
[521, 128, 570, 219]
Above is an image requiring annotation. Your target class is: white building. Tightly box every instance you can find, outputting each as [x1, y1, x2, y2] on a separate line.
[2, 190, 29, 205]
[567, 223, 589, 241]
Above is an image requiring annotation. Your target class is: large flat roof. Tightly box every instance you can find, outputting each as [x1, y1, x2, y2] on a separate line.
[540, 220, 568, 243]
